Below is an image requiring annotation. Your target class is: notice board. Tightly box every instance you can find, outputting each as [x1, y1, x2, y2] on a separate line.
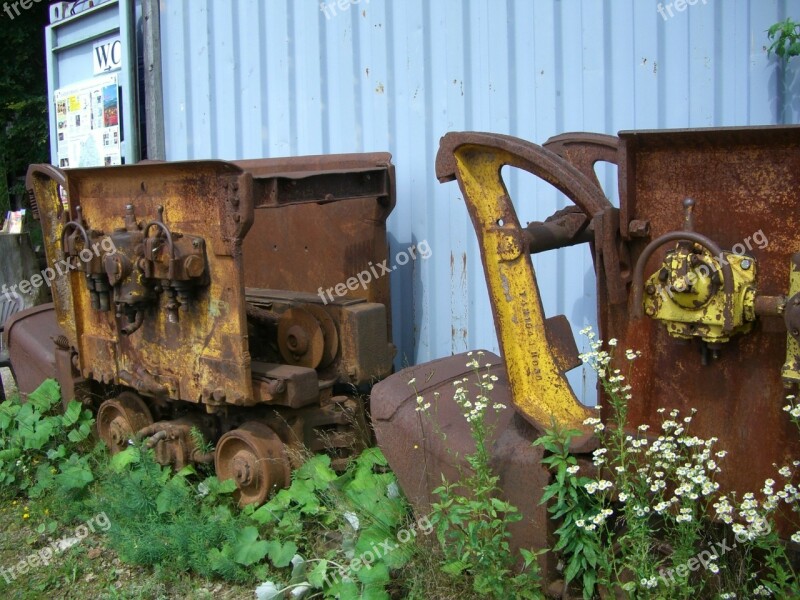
[53, 73, 121, 168]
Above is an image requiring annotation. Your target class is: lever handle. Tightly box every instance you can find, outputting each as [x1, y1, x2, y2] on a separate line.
[436, 132, 611, 440]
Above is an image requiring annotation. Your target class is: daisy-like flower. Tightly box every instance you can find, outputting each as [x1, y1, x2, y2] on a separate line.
[625, 349, 641, 360]
[639, 577, 657, 589]
[752, 584, 772, 596]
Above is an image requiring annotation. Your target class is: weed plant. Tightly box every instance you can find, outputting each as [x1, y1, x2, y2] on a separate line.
[537, 327, 800, 599]
[413, 351, 544, 599]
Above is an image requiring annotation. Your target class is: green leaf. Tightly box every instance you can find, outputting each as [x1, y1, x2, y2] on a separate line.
[358, 586, 391, 600]
[583, 571, 597, 598]
[25, 419, 55, 450]
[55, 460, 94, 490]
[539, 485, 559, 504]
[0, 448, 21, 461]
[564, 558, 581, 583]
[204, 476, 237, 495]
[29, 463, 55, 498]
[356, 526, 411, 570]
[354, 447, 388, 469]
[109, 446, 141, 472]
[156, 485, 183, 514]
[307, 560, 329, 588]
[26, 379, 61, 413]
[62, 401, 82, 426]
[232, 527, 270, 566]
[67, 422, 92, 443]
[441, 560, 468, 576]
[296, 454, 337, 488]
[356, 561, 390, 587]
[266, 539, 298, 568]
[582, 542, 597, 567]
[326, 577, 361, 599]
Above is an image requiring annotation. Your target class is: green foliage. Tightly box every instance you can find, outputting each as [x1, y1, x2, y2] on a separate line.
[538, 329, 800, 599]
[0, 2, 49, 212]
[251, 448, 414, 599]
[0, 376, 422, 596]
[534, 422, 605, 599]
[90, 447, 256, 583]
[416, 352, 544, 599]
[0, 379, 95, 499]
[768, 18, 800, 60]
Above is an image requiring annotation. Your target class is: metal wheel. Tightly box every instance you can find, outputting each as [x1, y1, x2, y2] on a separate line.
[302, 304, 338, 368]
[96, 391, 153, 454]
[214, 422, 290, 506]
[277, 306, 329, 368]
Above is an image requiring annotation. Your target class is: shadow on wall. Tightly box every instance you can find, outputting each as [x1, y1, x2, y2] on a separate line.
[387, 233, 433, 370]
[769, 55, 800, 124]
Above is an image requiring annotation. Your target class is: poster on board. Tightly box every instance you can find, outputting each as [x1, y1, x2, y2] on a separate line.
[54, 73, 121, 168]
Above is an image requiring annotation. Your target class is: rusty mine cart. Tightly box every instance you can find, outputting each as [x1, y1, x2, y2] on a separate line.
[9, 153, 396, 506]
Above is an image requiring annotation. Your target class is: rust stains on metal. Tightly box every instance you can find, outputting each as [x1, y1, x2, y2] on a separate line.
[23, 152, 397, 505]
[606, 125, 800, 534]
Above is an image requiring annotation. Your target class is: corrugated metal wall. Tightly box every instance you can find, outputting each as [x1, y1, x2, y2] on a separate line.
[159, 0, 800, 401]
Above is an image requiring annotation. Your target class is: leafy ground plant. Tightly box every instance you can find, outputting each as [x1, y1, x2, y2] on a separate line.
[0, 380, 95, 501]
[0, 379, 429, 599]
[414, 351, 544, 599]
[538, 328, 800, 599]
[250, 447, 415, 599]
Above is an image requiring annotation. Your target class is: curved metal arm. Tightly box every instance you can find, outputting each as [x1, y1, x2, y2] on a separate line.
[60, 220, 91, 256]
[631, 231, 736, 333]
[543, 132, 619, 192]
[142, 219, 176, 279]
[437, 131, 612, 217]
[435, 131, 613, 439]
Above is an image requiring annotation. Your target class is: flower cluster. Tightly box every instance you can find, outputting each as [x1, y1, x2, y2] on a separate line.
[576, 507, 614, 532]
[443, 351, 505, 423]
[410, 351, 506, 424]
[783, 394, 800, 421]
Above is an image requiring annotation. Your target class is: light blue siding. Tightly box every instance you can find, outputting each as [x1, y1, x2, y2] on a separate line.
[159, 0, 800, 401]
